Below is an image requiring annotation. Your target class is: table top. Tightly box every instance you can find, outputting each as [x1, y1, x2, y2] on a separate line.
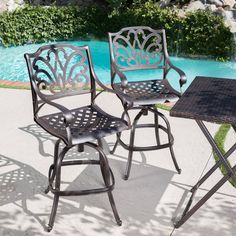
[170, 76, 236, 124]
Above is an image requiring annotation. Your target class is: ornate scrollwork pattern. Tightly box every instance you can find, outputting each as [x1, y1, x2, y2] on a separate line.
[111, 28, 164, 71]
[31, 45, 90, 97]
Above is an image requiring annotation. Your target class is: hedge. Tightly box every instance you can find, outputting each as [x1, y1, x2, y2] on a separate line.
[0, 2, 234, 60]
[0, 5, 108, 46]
[0, 6, 84, 46]
[108, 1, 234, 60]
[180, 10, 234, 60]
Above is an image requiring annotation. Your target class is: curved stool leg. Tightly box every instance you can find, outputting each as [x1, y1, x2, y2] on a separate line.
[169, 145, 181, 174]
[47, 194, 59, 232]
[98, 139, 106, 182]
[96, 141, 122, 226]
[107, 191, 122, 226]
[124, 109, 145, 180]
[110, 133, 121, 154]
[45, 139, 61, 194]
[157, 111, 181, 174]
[110, 110, 127, 155]
[47, 146, 70, 232]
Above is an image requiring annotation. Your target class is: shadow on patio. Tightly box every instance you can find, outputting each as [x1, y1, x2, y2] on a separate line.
[0, 122, 235, 235]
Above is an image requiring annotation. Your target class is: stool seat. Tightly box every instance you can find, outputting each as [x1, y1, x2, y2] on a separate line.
[37, 104, 128, 146]
[113, 79, 179, 106]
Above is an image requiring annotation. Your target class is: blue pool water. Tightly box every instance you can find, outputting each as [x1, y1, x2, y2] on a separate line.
[1, 40, 236, 90]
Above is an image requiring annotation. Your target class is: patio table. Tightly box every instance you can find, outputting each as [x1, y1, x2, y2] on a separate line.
[170, 76, 236, 228]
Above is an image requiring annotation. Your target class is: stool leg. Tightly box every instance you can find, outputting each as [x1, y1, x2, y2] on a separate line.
[97, 142, 122, 226]
[124, 109, 145, 180]
[166, 122, 181, 174]
[158, 111, 181, 174]
[110, 133, 121, 154]
[98, 139, 106, 182]
[107, 191, 122, 226]
[169, 145, 181, 174]
[47, 194, 59, 232]
[45, 139, 61, 194]
[78, 144, 84, 152]
[154, 107, 161, 146]
[124, 128, 135, 180]
[47, 146, 69, 232]
[110, 110, 127, 155]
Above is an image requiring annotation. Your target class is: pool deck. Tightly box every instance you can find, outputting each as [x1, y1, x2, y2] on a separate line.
[0, 88, 235, 236]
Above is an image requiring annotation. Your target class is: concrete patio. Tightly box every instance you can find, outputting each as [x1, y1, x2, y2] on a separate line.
[0, 87, 235, 236]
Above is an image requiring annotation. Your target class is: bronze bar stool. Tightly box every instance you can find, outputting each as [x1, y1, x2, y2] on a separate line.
[24, 44, 129, 231]
[108, 26, 187, 180]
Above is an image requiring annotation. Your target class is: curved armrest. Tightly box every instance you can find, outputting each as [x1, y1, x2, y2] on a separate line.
[32, 82, 74, 126]
[112, 64, 128, 88]
[167, 59, 187, 88]
[91, 67, 133, 108]
[43, 99, 74, 126]
[90, 69, 132, 127]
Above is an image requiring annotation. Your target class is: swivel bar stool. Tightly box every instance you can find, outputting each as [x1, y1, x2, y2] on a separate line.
[25, 44, 129, 231]
[108, 26, 187, 180]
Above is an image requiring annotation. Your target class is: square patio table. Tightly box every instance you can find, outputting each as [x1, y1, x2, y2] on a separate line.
[170, 76, 236, 228]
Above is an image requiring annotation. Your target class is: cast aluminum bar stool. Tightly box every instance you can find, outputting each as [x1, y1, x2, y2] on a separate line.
[24, 44, 129, 232]
[108, 26, 186, 180]
[170, 76, 236, 228]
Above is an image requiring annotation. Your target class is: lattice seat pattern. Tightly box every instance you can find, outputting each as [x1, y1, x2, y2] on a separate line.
[113, 80, 179, 105]
[38, 105, 128, 145]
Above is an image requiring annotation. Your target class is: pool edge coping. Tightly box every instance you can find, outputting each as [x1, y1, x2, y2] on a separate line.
[0, 80, 30, 89]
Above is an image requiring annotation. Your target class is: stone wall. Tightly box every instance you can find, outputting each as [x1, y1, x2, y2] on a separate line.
[0, 0, 95, 12]
[0, 0, 24, 12]
[158, 0, 236, 34]
[183, 0, 236, 34]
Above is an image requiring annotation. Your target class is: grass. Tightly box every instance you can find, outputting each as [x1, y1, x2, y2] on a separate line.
[0, 84, 30, 90]
[156, 103, 173, 111]
[213, 124, 236, 187]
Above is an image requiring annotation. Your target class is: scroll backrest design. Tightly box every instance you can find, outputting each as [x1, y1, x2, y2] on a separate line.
[109, 26, 168, 72]
[25, 44, 94, 102]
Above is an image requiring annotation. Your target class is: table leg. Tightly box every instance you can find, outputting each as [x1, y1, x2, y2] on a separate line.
[190, 142, 236, 192]
[196, 120, 236, 182]
[173, 120, 236, 228]
[174, 164, 236, 228]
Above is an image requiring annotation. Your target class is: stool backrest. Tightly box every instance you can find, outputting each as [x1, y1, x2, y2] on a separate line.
[25, 44, 96, 115]
[108, 26, 168, 76]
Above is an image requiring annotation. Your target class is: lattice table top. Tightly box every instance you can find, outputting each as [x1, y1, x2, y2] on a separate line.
[170, 76, 236, 124]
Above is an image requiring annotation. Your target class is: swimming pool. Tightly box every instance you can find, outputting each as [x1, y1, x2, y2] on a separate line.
[1, 40, 236, 90]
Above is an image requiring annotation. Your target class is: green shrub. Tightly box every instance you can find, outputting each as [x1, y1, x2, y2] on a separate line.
[107, 2, 234, 59]
[132, 1, 182, 54]
[0, 5, 85, 46]
[0, 2, 234, 60]
[106, 1, 182, 53]
[80, 4, 109, 38]
[180, 10, 234, 60]
[105, 0, 128, 9]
